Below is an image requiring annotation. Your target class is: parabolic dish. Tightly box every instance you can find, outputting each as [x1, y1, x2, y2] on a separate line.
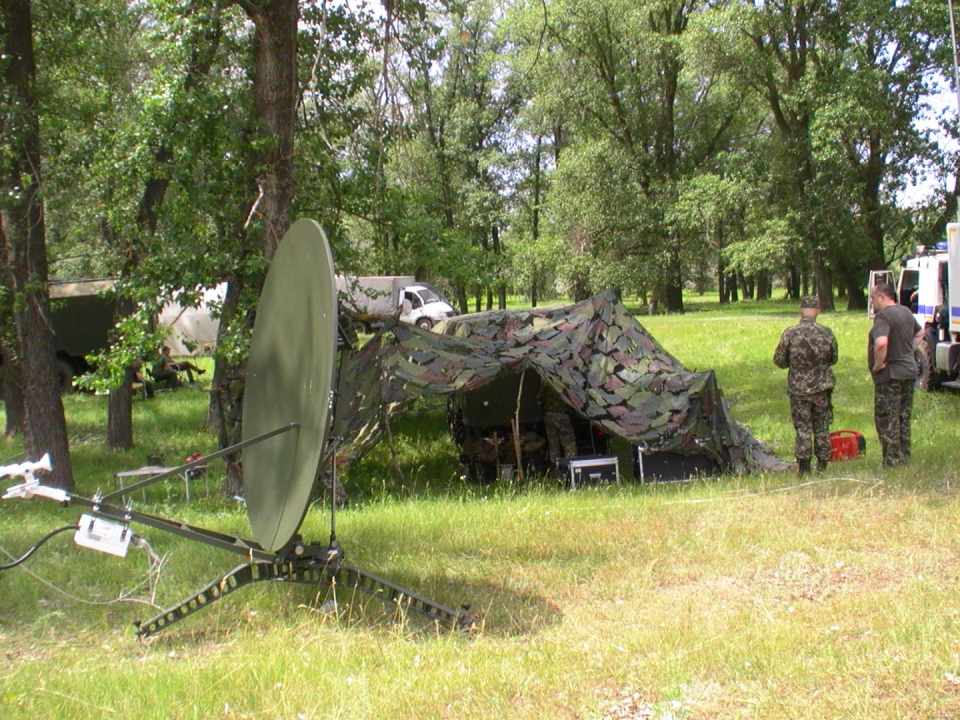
[242, 219, 338, 552]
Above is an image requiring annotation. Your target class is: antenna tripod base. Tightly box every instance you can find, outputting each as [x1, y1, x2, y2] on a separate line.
[135, 551, 471, 638]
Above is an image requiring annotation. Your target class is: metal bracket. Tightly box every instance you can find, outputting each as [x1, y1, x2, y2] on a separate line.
[135, 557, 470, 638]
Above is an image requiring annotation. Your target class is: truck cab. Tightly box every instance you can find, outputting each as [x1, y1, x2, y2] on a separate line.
[400, 283, 457, 329]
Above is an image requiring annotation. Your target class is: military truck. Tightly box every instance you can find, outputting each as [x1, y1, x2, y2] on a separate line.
[48, 279, 118, 389]
[336, 275, 457, 331]
[0, 279, 118, 391]
[868, 222, 960, 389]
[2, 279, 221, 391]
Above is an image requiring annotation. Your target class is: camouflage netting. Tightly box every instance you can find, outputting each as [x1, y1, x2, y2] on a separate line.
[331, 291, 788, 475]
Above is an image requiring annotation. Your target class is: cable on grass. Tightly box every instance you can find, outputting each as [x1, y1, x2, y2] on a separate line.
[0, 531, 166, 610]
[664, 476, 872, 504]
[0, 524, 77, 570]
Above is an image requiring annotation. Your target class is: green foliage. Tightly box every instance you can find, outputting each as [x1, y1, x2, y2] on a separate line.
[15, 0, 957, 325]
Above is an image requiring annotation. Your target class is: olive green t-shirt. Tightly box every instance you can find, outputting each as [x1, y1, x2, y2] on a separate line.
[868, 305, 921, 383]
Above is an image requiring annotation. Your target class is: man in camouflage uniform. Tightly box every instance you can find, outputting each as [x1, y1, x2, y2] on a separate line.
[868, 283, 923, 468]
[541, 384, 578, 462]
[774, 296, 838, 474]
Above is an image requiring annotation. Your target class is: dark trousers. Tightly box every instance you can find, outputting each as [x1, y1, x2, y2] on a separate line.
[151, 368, 181, 389]
[544, 411, 577, 461]
[874, 379, 914, 467]
[789, 390, 833, 461]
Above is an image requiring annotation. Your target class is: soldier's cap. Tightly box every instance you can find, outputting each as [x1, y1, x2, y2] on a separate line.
[800, 295, 819, 309]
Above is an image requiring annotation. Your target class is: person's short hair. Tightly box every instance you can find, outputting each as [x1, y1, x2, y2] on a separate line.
[800, 295, 819, 310]
[871, 283, 895, 301]
[162, 346, 171, 353]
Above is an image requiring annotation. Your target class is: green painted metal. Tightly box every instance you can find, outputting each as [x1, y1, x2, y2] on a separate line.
[242, 219, 338, 552]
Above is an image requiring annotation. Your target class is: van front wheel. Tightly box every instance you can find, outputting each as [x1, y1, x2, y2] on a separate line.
[416, 317, 432, 330]
[916, 329, 943, 391]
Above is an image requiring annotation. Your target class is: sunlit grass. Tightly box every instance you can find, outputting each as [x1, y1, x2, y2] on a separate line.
[1, 314, 960, 718]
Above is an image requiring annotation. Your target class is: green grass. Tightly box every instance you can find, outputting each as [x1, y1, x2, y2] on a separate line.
[2, 312, 960, 719]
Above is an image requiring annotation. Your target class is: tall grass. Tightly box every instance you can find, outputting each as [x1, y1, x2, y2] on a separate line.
[1, 307, 960, 719]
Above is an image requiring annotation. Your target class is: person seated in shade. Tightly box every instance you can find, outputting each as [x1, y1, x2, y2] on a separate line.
[131, 359, 155, 398]
[152, 345, 205, 387]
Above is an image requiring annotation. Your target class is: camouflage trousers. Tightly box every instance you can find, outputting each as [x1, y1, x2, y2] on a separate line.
[545, 411, 578, 461]
[789, 390, 833, 461]
[874, 379, 914, 467]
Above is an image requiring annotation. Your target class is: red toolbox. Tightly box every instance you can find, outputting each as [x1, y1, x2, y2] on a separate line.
[830, 430, 866, 461]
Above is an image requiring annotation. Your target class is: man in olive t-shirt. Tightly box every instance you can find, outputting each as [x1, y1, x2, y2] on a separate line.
[868, 283, 923, 468]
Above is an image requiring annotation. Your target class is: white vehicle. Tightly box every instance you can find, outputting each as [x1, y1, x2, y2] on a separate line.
[868, 222, 960, 389]
[335, 275, 457, 331]
[158, 283, 226, 356]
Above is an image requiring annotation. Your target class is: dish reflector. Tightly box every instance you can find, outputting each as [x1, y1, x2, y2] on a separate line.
[242, 219, 338, 552]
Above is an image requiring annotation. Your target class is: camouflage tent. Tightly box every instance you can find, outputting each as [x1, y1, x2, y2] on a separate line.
[332, 291, 786, 474]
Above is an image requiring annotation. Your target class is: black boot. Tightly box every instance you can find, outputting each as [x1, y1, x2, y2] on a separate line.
[816, 458, 829, 473]
[797, 459, 811, 476]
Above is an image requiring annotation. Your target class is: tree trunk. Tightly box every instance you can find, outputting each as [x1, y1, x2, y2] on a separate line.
[106, 295, 137, 450]
[492, 225, 506, 310]
[207, 275, 244, 433]
[814, 251, 834, 311]
[0, 237, 24, 436]
[571, 271, 591, 302]
[756, 271, 771, 301]
[727, 272, 739, 302]
[663, 247, 684, 313]
[664, 283, 683, 312]
[788, 267, 800, 299]
[205, 275, 249, 500]
[842, 270, 867, 311]
[225, 0, 299, 498]
[107, 368, 135, 450]
[241, 0, 300, 260]
[717, 255, 727, 304]
[455, 286, 468, 314]
[531, 138, 541, 309]
[1, 346, 25, 437]
[1, 0, 73, 488]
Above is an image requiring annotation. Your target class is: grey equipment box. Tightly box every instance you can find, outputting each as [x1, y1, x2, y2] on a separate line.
[634, 448, 719, 482]
[556, 455, 619, 489]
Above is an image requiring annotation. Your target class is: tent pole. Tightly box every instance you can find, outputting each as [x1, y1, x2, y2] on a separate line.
[382, 407, 405, 485]
[513, 370, 526, 483]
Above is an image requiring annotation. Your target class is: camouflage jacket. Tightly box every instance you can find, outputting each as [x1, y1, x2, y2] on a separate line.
[773, 317, 838, 395]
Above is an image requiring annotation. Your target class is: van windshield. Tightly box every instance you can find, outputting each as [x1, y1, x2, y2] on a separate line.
[415, 286, 444, 304]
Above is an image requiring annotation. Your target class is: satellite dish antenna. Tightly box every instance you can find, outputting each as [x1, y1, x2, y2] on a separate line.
[242, 218, 338, 552]
[2, 219, 470, 637]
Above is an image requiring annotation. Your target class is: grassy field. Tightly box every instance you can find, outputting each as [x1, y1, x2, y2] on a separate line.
[1, 298, 960, 719]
